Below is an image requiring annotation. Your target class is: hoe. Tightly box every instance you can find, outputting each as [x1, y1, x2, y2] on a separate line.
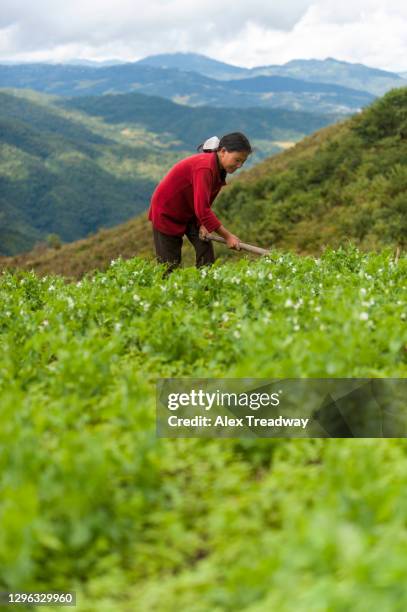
[205, 234, 270, 256]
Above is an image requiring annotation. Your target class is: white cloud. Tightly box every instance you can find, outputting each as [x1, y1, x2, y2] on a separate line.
[210, 3, 407, 71]
[0, 0, 406, 72]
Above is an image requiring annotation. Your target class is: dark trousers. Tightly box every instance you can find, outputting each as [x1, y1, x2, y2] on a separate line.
[153, 222, 215, 272]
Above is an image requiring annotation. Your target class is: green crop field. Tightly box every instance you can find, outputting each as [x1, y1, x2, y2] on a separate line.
[1, 247, 406, 611]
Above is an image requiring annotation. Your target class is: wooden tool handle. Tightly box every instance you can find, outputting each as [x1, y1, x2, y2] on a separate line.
[206, 234, 270, 256]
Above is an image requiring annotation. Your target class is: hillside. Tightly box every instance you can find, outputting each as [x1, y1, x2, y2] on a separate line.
[1, 250, 406, 609]
[59, 92, 338, 160]
[1, 89, 337, 256]
[2, 87, 405, 279]
[215, 87, 407, 252]
[0, 89, 178, 255]
[0, 216, 154, 279]
[0, 62, 374, 114]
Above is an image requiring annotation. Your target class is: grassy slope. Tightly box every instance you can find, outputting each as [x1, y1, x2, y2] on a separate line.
[0, 215, 204, 279]
[216, 88, 407, 252]
[0, 250, 406, 610]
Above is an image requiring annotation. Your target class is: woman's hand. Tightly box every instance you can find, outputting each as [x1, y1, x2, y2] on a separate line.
[214, 225, 241, 250]
[199, 225, 210, 240]
[226, 234, 241, 250]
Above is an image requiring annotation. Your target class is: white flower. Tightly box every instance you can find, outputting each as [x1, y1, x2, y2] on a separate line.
[222, 313, 229, 322]
[285, 298, 293, 308]
[48, 285, 55, 292]
[233, 330, 241, 338]
[66, 297, 74, 309]
[41, 320, 49, 327]
[315, 305, 321, 312]
[293, 324, 300, 331]
[133, 294, 140, 302]
[359, 312, 369, 321]
[360, 288, 367, 296]
[114, 322, 122, 331]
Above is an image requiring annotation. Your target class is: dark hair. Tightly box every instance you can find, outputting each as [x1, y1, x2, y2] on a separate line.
[197, 132, 252, 154]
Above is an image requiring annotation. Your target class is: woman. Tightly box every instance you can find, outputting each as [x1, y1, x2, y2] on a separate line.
[148, 132, 252, 271]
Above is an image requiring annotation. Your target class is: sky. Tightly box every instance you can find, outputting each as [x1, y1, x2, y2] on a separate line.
[0, 0, 406, 72]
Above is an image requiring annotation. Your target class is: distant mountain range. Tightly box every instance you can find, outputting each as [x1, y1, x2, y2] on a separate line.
[0, 89, 337, 256]
[136, 53, 406, 97]
[0, 59, 378, 115]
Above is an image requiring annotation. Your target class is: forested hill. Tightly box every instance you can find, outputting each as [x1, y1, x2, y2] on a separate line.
[1, 87, 405, 279]
[216, 87, 407, 252]
[0, 90, 169, 256]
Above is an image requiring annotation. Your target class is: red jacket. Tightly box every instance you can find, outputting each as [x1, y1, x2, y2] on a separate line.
[148, 152, 226, 236]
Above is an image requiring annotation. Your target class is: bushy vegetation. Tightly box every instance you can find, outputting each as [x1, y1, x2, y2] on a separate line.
[1, 247, 406, 610]
[217, 88, 407, 253]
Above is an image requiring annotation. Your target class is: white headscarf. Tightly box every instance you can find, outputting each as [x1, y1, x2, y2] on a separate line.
[202, 136, 220, 152]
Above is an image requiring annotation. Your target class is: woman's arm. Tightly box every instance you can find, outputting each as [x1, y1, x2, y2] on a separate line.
[215, 225, 241, 250]
[193, 169, 222, 233]
[194, 168, 240, 250]
[199, 224, 241, 250]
